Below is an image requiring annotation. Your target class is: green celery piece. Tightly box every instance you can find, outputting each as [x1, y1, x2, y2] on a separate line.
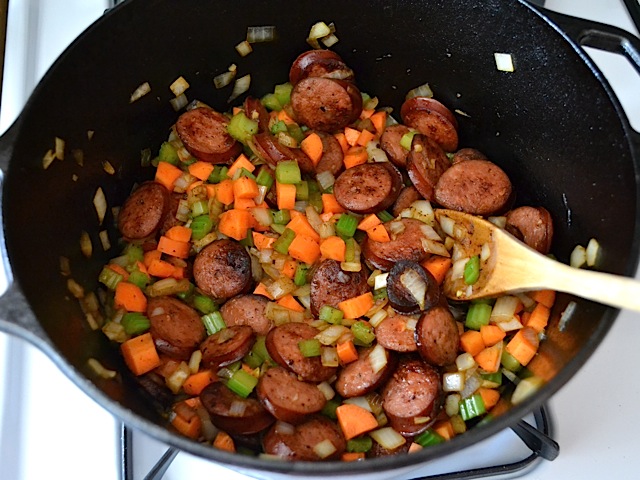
[193, 294, 217, 314]
[272, 228, 296, 255]
[98, 266, 123, 290]
[351, 321, 375, 346]
[121, 312, 151, 335]
[459, 393, 486, 421]
[202, 311, 226, 336]
[190, 215, 213, 240]
[293, 263, 309, 286]
[346, 436, 373, 453]
[465, 302, 492, 330]
[261, 92, 282, 111]
[275, 160, 302, 184]
[319, 305, 344, 324]
[227, 112, 259, 144]
[415, 429, 445, 447]
[464, 255, 481, 285]
[273, 82, 293, 106]
[226, 370, 259, 398]
[158, 142, 179, 165]
[298, 338, 322, 357]
[336, 214, 358, 238]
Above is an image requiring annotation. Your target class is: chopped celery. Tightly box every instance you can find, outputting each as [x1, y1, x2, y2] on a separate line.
[238, 167, 256, 180]
[98, 266, 122, 290]
[459, 393, 486, 421]
[270, 120, 288, 134]
[243, 349, 264, 369]
[176, 282, 195, 301]
[190, 215, 213, 240]
[227, 112, 259, 144]
[321, 397, 341, 420]
[308, 191, 323, 213]
[287, 123, 305, 144]
[239, 229, 254, 248]
[465, 302, 492, 330]
[270, 223, 286, 235]
[274, 82, 293, 106]
[296, 181, 309, 201]
[293, 263, 309, 286]
[319, 305, 344, 325]
[191, 199, 208, 217]
[415, 429, 445, 447]
[127, 270, 150, 289]
[275, 160, 302, 184]
[272, 209, 291, 225]
[464, 255, 481, 285]
[373, 288, 388, 301]
[501, 349, 522, 372]
[376, 210, 394, 222]
[272, 228, 296, 255]
[226, 370, 259, 398]
[351, 321, 375, 346]
[158, 141, 179, 165]
[121, 312, 150, 335]
[399, 130, 419, 151]
[255, 168, 275, 188]
[261, 92, 282, 111]
[344, 237, 357, 262]
[336, 214, 359, 238]
[346, 436, 373, 453]
[202, 311, 226, 336]
[193, 294, 217, 314]
[298, 338, 322, 357]
[252, 335, 272, 364]
[208, 165, 229, 184]
[480, 371, 503, 386]
[124, 244, 144, 264]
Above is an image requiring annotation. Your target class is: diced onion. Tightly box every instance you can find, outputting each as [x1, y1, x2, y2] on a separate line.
[559, 300, 577, 332]
[400, 269, 427, 310]
[366, 140, 389, 163]
[170, 76, 190, 97]
[344, 396, 373, 412]
[443, 372, 465, 392]
[313, 439, 337, 459]
[247, 25, 277, 43]
[490, 295, 520, 323]
[494, 52, 515, 72]
[235, 40, 253, 57]
[188, 350, 202, 374]
[321, 33, 339, 47]
[511, 376, 544, 405]
[93, 187, 107, 225]
[368, 309, 388, 328]
[445, 394, 461, 417]
[460, 372, 482, 399]
[496, 316, 523, 332]
[408, 202, 435, 226]
[228, 74, 251, 103]
[488, 216, 507, 228]
[369, 427, 406, 451]
[170, 93, 189, 112]
[405, 82, 433, 100]
[315, 325, 350, 345]
[214, 70, 236, 89]
[570, 244, 587, 268]
[439, 215, 456, 237]
[316, 170, 336, 190]
[165, 362, 191, 394]
[229, 400, 248, 417]
[274, 421, 295, 436]
[373, 272, 389, 291]
[98, 230, 111, 251]
[59, 256, 71, 276]
[87, 358, 117, 380]
[450, 258, 467, 281]
[55, 137, 65, 160]
[321, 347, 339, 367]
[306, 21, 332, 49]
[42, 149, 56, 169]
[67, 278, 85, 299]
[480, 242, 491, 262]
[586, 238, 601, 267]
[456, 352, 476, 371]
[317, 381, 336, 401]
[80, 231, 92, 258]
[368, 344, 388, 374]
[251, 206, 273, 227]
[130, 81, 151, 103]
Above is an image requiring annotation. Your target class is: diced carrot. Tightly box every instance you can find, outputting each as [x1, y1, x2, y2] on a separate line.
[366, 224, 390, 243]
[359, 108, 375, 119]
[218, 209, 253, 241]
[343, 146, 368, 169]
[114, 282, 147, 312]
[233, 197, 257, 210]
[253, 282, 274, 300]
[277, 109, 296, 125]
[213, 430, 236, 452]
[357, 213, 382, 231]
[205, 183, 217, 199]
[286, 214, 321, 243]
[342, 452, 366, 462]
[321, 193, 345, 214]
[165, 225, 192, 243]
[226, 153, 255, 178]
[525, 303, 551, 333]
[334, 132, 349, 153]
[157, 235, 190, 259]
[232, 106, 243, 116]
[505, 327, 539, 366]
[529, 289, 556, 309]
[478, 387, 501, 410]
[107, 263, 129, 280]
[421, 256, 452, 285]
[147, 258, 181, 278]
[320, 235, 346, 262]
[155, 161, 183, 191]
[369, 111, 387, 135]
[188, 161, 215, 181]
[474, 342, 502, 373]
[480, 324, 506, 347]
[459, 330, 485, 356]
[276, 293, 305, 313]
[252, 231, 277, 251]
[408, 442, 423, 454]
[216, 178, 235, 205]
[356, 129, 375, 147]
[336, 403, 379, 440]
[121, 332, 161, 376]
[344, 127, 361, 147]
[143, 249, 162, 268]
[288, 234, 321, 265]
[233, 176, 260, 199]
[301, 132, 324, 167]
[281, 259, 298, 279]
[320, 212, 335, 222]
[336, 340, 359, 364]
[276, 181, 297, 210]
[187, 180, 203, 193]
[182, 370, 216, 396]
[433, 419, 455, 440]
[338, 292, 374, 319]
[171, 409, 202, 439]
[135, 261, 148, 275]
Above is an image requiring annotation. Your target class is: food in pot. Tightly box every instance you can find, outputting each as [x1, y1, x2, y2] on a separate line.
[95, 47, 557, 461]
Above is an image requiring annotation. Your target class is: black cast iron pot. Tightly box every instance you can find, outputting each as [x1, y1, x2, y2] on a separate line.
[1, 0, 639, 478]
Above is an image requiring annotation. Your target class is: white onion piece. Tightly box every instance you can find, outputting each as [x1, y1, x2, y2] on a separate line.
[488, 216, 507, 228]
[497, 316, 523, 332]
[443, 372, 465, 392]
[570, 244, 587, 268]
[494, 52, 515, 72]
[369, 427, 406, 451]
[445, 394, 461, 417]
[511, 376, 544, 405]
[408, 201, 435, 226]
[313, 439, 337, 459]
[80, 231, 92, 258]
[42, 149, 56, 169]
[419, 223, 442, 241]
[400, 269, 427, 310]
[55, 137, 65, 160]
[321, 33, 339, 47]
[456, 352, 476, 371]
[316, 170, 335, 191]
[344, 396, 373, 412]
[170, 93, 189, 112]
[188, 350, 202, 374]
[274, 421, 295, 436]
[130, 81, 151, 103]
[170, 76, 190, 96]
[93, 187, 107, 225]
[247, 25, 277, 43]
[368, 309, 388, 328]
[235, 40, 253, 57]
[439, 215, 456, 237]
[214, 70, 236, 89]
[98, 230, 111, 251]
[366, 140, 389, 163]
[450, 258, 467, 281]
[228, 74, 251, 102]
[460, 372, 482, 399]
[87, 358, 117, 379]
[405, 82, 433, 100]
[321, 347, 339, 367]
[315, 325, 350, 345]
[586, 238, 601, 267]
[317, 381, 336, 401]
[480, 242, 491, 262]
[368, 344, 388, 374]
[490, 295, 520, 323]
[229, 400, 248, 417]
[373, 272, 389, 291]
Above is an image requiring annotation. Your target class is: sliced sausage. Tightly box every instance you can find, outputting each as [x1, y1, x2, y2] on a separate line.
[244, 96, 270, 133]
[252, 132, 315, 175]
[220, 294, 272, 336]
[333, 162, 403, 214]
[263, 415, 346, 461]
[367, 440, 410, 458]
[334, 346, 397, 398]
[315, 131, 345, 177]
[200, 382, 275, 435]
[118, 182, 170, 240]
[175, 107, 243, 164]
[265, 322, 337, 382]
[391, 186, 423, 217]
[159, 193, 186, 236]
[290, 77, 362, 132]
[505, 206, 554, 254]
[309, 259, 370, 317]
[452, 147, 488, 164]
[193, 239, 253, 301]
[257, 367, 327, 424]
[362, 218, 432, 271]
[434, 159, 513, 216]
[375, 315, 418, 353]
[386, 260, 440, 315]
[406, 134, 450, 202]
[415, 305, 460, 367]
[381, 357, 442, 436]
[289, 49, 355, 85]
[380, 124, 412, 168]
[401, 97, 458, 152]
[200, 325, 255, 369]
[147, 296, 206, 360]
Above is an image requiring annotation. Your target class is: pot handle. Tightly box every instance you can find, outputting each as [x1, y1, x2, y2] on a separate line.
[535, 6, 640, 150]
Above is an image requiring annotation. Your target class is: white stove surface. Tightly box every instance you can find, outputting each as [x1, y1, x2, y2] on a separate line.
[1, 1, 639, 479]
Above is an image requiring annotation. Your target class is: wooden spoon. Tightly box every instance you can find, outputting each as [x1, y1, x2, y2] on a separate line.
[434, 209, 640, 311]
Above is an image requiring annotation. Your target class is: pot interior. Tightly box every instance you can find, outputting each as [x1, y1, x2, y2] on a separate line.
[3, 0, 638, 474]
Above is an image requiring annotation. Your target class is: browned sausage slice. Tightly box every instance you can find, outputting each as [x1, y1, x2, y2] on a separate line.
[386, 260, 440, 315]
[415, 305, 460, 366]
[333, 162, 403, 214]
[200, 325, 255, 369]
[434, 159, 513, 216]
[391, 186, 423, 218]
[257, 367, 327, 424]
[193, 239, 253, 302]
[362, 218, 432, 271]
[252, 132, 315, 175]
[289, 49, 355, 85]
[380, 124, 412, 168]
[381, 357, 442, 436]
[315, 131, 345, 177]
[159, 192, 186, 236]
[452, 147, 488, 164]
[505, 206, 554, 254]
[406, 134, 450, 202]
[401, 97, 458, 152]
[175, 107, 243, 163]
[147, 296, 206, 360]
[375, 315, 418, 353]
[244, 96, 270, 133]
[309, 259, 370, 317]
[263, 415, 346, 461]
[290, 77, 363, 132]
[220, 294, 272, 336]
[265, 322, 337, 382]
[200, 381, 275, 435]
[118, 182, 170, 240]
[334, 346, 397, 398]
